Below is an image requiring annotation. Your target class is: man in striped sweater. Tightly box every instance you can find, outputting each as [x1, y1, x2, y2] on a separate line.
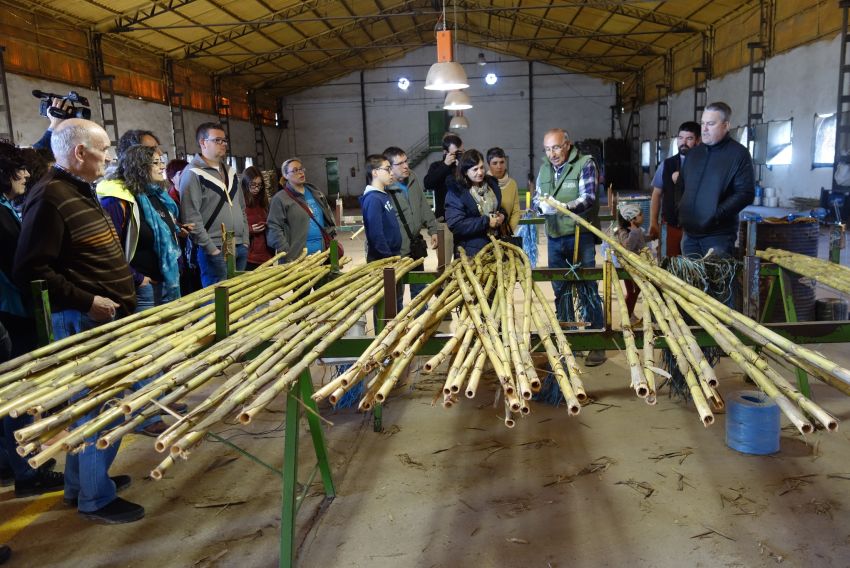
[14, 118, 142, 524]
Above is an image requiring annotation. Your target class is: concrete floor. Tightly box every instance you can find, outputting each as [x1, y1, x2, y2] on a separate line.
[1, 225, 849, 568]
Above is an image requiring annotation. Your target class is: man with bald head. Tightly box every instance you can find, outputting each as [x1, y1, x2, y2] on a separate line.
[535, 127, 606, 366]
[14, 118, 143, 524]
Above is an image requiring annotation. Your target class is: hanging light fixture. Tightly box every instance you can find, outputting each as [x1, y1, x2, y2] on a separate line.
[449, 111, 469, 130]
[443, 90, 472, 110]
[424, 1, 469, 91]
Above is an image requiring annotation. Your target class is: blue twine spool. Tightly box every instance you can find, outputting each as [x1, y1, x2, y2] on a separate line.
[726, 390, 780, 455]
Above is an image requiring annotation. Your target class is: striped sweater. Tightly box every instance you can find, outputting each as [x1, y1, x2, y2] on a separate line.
[13, 167, 136, 315]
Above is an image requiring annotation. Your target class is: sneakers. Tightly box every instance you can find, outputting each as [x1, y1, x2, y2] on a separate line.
[629, 315, 642, 328]
[584, 350, 607, 367]
[64, 474, 132, 507]
[78, 497, 144, 525]
[14, 469, 64, 498]
[140, 420, 168, 437]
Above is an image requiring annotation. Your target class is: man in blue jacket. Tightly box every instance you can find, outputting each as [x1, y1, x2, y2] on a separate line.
[679, 102, 754, 258]
[360, 155, 403, 320]
[360, 155, 402, 261]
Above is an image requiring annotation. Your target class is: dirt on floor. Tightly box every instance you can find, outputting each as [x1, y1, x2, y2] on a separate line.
[2, 228, 850, 567]
[3, 341, 850, 568]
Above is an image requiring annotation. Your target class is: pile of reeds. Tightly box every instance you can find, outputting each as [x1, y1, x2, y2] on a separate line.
[313, 237, 607, 427]
[756, 247, 850, 296]
[0, 251, 422, 478]
[546, 196, 847, 433]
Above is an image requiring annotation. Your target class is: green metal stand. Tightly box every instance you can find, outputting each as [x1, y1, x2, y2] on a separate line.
[760, 267, 810, 396]
[30, 280, 53, 346]
[211, 288, 336, 568]
[280, 370, 336, 568]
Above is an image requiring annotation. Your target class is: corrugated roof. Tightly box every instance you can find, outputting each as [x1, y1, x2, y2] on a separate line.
[6, 0, 763, 94]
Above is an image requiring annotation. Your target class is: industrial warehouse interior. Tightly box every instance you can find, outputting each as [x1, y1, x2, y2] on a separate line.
[1, 1, 850, 567]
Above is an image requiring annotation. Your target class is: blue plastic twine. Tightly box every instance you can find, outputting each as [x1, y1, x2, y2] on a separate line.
[725, 390, 780, 455]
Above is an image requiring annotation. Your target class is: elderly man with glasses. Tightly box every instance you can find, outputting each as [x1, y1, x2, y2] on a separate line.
[534, 127, 606, 367]
[179, 122, 249, 286]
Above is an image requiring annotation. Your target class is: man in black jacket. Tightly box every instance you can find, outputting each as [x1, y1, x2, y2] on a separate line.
[424, 133, 463, 222]
[679, 102, 754, 258]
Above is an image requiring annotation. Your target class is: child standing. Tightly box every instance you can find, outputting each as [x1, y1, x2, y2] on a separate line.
[616, 202, 646, 326]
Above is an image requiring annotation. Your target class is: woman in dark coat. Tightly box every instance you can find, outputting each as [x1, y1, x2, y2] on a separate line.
[444, 149, 506, 258]
[241, 166, 272, 269]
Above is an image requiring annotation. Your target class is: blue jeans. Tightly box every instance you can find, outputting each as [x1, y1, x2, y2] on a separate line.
[52, 309, 121, 512]
[0, 415, 36, 481]
[134, 281, 163, 313]
[547, 232, 603, 329]
[681, 232, 737, 259]
[408, 265, 426, 308]
[133, 282, 164, 430]
[197, 244, 248, 287]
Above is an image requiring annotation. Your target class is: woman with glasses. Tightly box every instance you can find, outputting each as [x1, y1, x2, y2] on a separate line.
[267, 158, 337, 262]
[241, 166, 272, 269]
[98, 145, 182, 311]
[97, 145, 184, 436]
[444, 149, 506, 258]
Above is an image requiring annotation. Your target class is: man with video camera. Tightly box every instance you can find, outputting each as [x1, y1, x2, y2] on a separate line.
[31, 91, 91, 151]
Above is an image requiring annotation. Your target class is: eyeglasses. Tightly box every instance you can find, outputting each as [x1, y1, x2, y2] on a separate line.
[391, 159, 409, 167]
[543, 144, 566, 153]
[205, 137, 229, 145]
[287, 167, 306, 174]
[377, 166, 393, 173]
[249, 181, 263, 189]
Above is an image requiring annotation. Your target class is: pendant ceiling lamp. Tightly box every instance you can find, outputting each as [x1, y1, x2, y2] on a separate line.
[424, 1, 469, 91]
[443, 89, 472, 110]
[449, 111, 469, 130]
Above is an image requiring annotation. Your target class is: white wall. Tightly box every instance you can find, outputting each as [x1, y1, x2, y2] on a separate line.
[4, 72, 286, 170]
[281, 44, 616, 196]
[638, 34, 840, 204]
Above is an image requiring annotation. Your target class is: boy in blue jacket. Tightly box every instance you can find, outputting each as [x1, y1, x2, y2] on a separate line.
[360, 155, 402, 261]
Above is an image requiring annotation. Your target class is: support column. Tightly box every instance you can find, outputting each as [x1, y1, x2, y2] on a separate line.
[90, 33, 119, 146]
[165, 59, 188, 159]
[0, 47, 13, 143]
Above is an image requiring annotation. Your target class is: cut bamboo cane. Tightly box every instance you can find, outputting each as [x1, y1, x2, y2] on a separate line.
[608, 251, 649, 398]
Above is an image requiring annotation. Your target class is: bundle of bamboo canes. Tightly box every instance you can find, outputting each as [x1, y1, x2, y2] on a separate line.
[545, 196, 846, 433]
[0, 251, 422, 478]
[313, 238, 590, 427]
[756, 247, 850, 296]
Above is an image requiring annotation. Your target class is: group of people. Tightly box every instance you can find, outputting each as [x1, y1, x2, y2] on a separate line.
[618, 101, 755, 323]
[360, 135, 522, 313]
[0, 97, 754, 552]
[0, 114, 255, 532]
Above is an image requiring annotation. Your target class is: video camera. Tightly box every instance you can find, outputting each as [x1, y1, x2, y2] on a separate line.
[32, 90, 92, 120]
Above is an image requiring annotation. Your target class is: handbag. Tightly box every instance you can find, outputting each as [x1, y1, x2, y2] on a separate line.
[388, 191, 428, 260]
[283, 184, 344, 257]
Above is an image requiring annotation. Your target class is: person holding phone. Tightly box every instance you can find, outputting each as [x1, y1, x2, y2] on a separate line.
[241, 166, 272, 269]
